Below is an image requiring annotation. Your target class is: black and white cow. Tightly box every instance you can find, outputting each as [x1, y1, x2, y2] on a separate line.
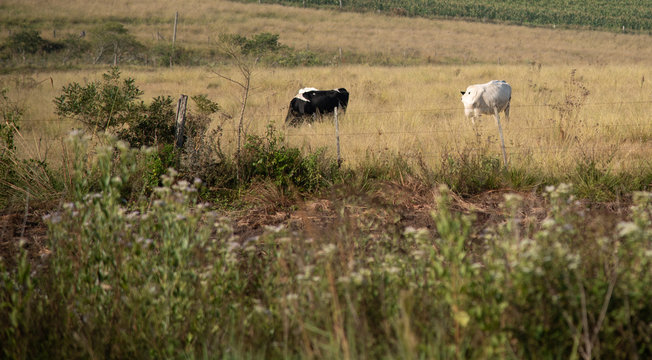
[285, 87, 349, 126]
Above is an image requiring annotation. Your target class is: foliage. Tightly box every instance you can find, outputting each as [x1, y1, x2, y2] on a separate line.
[54, 67, 143, 132]
[240, 124, 338, 191]
[436, 149, 504, 195]
[2, 139, 651, 359]
[0, 90, 53, 209]
[218, 32, 324, 66]
[90, 22, 144, 65]
[60, 34, 91, 64]
[0, 88, 22, 153]
[190, 94, 220, 115]
[150, 43, 199, 67]
[117, 95, 177, 148]
[54, 67, 179, 147]
[3, 28, 63, 56]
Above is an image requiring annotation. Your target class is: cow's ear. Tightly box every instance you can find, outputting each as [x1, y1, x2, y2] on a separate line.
[460, 91, 465, 95]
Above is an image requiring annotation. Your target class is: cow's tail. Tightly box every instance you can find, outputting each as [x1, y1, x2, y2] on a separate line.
[285, 107, 296, 126]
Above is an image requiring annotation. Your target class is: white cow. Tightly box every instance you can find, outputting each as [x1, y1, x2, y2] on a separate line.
[460, 80, 511, 125]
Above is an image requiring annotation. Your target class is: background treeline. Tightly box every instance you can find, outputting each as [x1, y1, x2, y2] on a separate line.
[244, 0, 652, 32]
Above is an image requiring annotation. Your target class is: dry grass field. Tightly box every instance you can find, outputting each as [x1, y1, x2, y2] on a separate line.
[1, 0, 651, 175]
[3, 0, 652, 65]
[5, 63, 651, 177]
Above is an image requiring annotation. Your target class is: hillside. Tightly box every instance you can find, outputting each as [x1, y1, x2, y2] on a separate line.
[1, 0, 651, 68]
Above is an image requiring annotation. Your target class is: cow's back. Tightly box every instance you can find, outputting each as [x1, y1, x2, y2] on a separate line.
[481, 81, 511, 110]
[290, 97, 315, 116]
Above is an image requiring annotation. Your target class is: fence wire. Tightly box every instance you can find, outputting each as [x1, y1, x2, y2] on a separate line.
[11, 99, 652, 160]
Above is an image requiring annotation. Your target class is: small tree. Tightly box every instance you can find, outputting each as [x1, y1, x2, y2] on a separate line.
[54, 67, 181, 148]
[54, 67, 143, 133]
[90, 22, 143, 65]
[6, 29, 43, 56]
[3, 28, 63, 62]
[211, 36, 258, 182]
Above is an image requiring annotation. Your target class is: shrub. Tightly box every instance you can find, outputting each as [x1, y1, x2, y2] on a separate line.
[60, 34, 91, 64]
[54, 67, 143, 132]
[436, 149, 504, 195]
[117, 95, 177, 147]
[240, 124, 338, 191]
[0, 88, 22, 152]
[150, 43, 198, 66]
[54, 67, 178, 147]
[89, 22, 144, 65]
[6, 29, 44, 55]
[218, 32, 324, 67]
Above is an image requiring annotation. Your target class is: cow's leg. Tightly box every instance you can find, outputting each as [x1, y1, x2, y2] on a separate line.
[470, 116, 480, 136]
[504, 102, 510, 123]
[494, 108, 508, 167]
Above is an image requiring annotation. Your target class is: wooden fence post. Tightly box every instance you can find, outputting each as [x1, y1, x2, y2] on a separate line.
[175, 94, 188, 149]
[335, 107, 342, 168]
[171, 11, 178, 67]
[173, 12, 178, 46]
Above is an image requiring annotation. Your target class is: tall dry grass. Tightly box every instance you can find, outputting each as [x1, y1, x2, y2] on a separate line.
[3, 63, 650, 177]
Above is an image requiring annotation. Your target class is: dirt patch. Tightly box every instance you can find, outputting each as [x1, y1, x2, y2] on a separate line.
[1, 185, 634, 272]
[0, 210, 49, 271]
[231, 183, 633, 244]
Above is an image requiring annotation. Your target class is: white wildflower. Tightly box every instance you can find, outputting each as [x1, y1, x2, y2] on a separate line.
[337, 276, 351, 284]
[277, 237, 291, 244]
[227, 242, 241, 252]
[385, 266, 400, 275]
[317, 243, 337, 257]
[617, 222, 639, 238]
[167, 168, 179, 178]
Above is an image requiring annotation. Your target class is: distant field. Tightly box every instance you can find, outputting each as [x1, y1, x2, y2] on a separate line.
[1, 0, 652, 67]
[241, 0, 652, 32]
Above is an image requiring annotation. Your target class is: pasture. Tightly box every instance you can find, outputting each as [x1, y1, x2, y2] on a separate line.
[7, 63, 651, 177]
[1, 1, 652, 359]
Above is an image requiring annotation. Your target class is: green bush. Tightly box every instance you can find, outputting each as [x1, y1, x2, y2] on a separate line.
[117, 95, 177, 147]
[218, 32, 325, 67]
[436, 150, 504, 195]
[54, 67, 143, 132]
[240, 124, 338, 191]
[89, 22, 144, 65]
[54, 67, 179, 148]
[0, 88, 22, 153]
[4, 28, 63, 56]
